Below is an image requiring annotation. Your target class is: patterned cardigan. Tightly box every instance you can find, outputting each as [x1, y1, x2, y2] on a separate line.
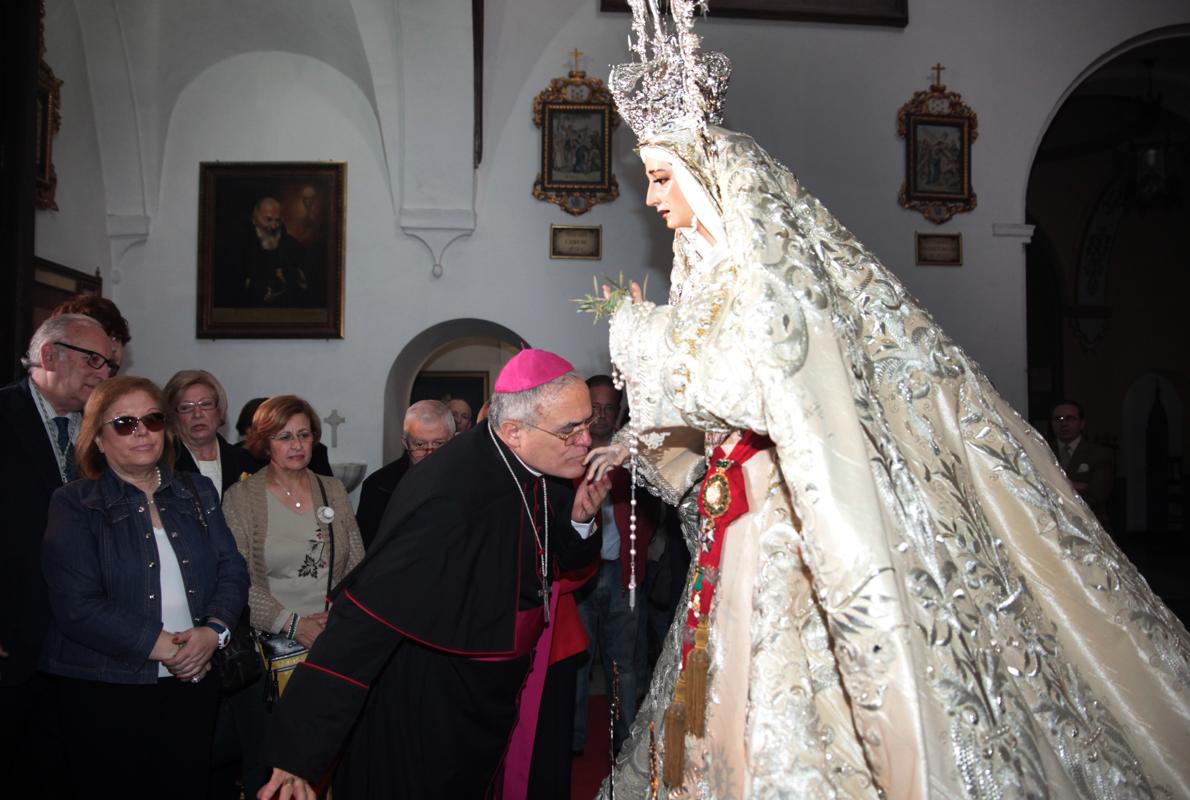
[222, 467, 365, 633]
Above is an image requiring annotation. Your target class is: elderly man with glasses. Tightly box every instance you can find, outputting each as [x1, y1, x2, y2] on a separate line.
[0, 313, 117, 794]
[257, 349, 609, 800]
[354, 399, 455, 550]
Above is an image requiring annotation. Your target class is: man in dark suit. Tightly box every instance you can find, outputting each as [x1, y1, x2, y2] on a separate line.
[355, 399, 455, 549]
[0, 314, 117, 795]
[1051, 400, 1115, 528]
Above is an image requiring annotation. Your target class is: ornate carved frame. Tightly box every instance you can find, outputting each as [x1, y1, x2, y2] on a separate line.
[532, 69, 620, 216]
[897, 82, 978, 224]
[35, 0, 62, 211]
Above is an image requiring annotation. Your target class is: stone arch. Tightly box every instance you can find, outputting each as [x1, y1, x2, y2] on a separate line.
[382, 319, 528, 463]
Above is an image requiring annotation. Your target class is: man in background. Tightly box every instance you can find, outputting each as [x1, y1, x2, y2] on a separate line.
[355, 399, 455, 549]
[1051, 399, 1114, 528]
[0, 314, 116, 797]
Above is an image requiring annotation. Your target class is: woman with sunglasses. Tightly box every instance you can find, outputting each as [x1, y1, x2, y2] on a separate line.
[221, 395, 364, 794]
[40, 376, 249, 799]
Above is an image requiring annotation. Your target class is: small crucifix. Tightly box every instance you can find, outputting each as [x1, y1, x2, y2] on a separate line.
[569, 47, 584, 75]
[323, 409, 346, 448]
[931, 62, 946, 89]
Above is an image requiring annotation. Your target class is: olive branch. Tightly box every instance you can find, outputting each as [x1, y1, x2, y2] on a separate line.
[573, 273, 648, 323]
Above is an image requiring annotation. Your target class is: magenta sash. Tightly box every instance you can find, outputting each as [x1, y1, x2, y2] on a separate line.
[493, 583, 561, 800]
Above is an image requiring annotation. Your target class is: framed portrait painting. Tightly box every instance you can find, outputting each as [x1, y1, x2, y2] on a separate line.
[197, 162, 345, 338]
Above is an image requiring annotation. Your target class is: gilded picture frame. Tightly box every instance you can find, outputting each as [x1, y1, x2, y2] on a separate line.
[532, 68, 620, 216]
[197, 162, 346, 339]
[897, 79, 978, 224]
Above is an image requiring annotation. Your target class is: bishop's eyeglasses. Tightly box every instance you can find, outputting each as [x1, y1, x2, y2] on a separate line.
[520, 413, 598, 445]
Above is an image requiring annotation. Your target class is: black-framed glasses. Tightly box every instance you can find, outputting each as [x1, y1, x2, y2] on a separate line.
[105, 412, 167, 436]
[55, 341, 120, 377]
[520, 413, 598, 446]
[176, 398, 218, 415]
[404, 436, 450, 454]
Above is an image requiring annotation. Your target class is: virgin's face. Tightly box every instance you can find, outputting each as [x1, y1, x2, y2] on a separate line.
[644, 156, 695, 231]
[268, 413, 314, 472]
[97, 390, 165, 476]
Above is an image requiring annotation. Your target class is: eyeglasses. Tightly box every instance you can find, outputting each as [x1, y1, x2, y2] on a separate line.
[104, 412, 167, 436]
[1052, 415, 1080, 423]
[520, 413, 598, 446]
[270, 430, 314, 444]
[591, 403, 621, 416]
[55, 341, 120, 377]
[404, 437, 450, 453]
[176, 398, 218, 415]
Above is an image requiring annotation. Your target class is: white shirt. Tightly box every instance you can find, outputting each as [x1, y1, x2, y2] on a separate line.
[185, 443, 224, 499]
[154, 524, 193, 677]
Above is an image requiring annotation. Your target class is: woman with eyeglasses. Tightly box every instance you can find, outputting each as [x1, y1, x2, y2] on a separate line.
[220, 395, 364, 793]
[166, 370, 262, 498]
[40, 376, 249, 799]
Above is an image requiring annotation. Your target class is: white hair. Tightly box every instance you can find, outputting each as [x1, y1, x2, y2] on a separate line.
[22, 313, 106, 372]
[488, 372, 583, 429]
[403, 399, 455, 435]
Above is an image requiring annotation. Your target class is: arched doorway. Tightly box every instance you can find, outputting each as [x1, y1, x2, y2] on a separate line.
[1025, 30, 1189, 533]
[382, 318, 527, 463]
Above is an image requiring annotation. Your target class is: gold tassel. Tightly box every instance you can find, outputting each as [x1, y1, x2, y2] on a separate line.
[663, 672, 688, 789]
[685, 620, 710, 737]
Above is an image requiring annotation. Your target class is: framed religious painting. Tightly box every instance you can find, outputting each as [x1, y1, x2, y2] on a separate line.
[897, 67, 978, 224]
[197, 162, 345, 338]
[532, 54, 620, 215]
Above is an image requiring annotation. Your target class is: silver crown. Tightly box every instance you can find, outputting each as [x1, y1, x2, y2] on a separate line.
[609, 0, 732, 141]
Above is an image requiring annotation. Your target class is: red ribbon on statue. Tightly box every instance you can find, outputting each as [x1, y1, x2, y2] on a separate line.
[680, 431, 774, 668]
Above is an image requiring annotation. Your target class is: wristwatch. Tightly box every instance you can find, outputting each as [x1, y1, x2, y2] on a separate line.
[204, 620, 230, 650]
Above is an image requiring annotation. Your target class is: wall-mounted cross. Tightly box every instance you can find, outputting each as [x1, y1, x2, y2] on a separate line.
[570, 47, 584, 73]
[323, 409, 346, 448]
[931, 62, 946, 88]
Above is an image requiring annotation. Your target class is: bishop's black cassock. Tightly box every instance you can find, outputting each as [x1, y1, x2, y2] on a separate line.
[261, 420, 599, 797]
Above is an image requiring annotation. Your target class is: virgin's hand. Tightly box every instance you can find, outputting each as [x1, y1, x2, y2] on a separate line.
[600, 282, 645, 304]
[294, 614, 326, 649]
[584, 443, 628, 483]
[258, 768, 315, 800]
[167, 627, 218, 679]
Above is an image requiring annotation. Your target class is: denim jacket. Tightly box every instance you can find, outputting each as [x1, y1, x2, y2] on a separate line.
[40, 463, 249, 684]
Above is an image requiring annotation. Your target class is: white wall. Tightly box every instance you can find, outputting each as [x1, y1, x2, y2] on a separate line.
[34, 0, 110, 275]
[34, 0, 1190, 478]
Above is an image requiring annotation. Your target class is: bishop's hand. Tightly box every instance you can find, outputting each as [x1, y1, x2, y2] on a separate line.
[572, 471, 612, 523]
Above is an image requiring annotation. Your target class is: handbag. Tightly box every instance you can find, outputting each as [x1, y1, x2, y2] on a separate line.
[258, 474, 336, 704]
[178, 472, 262, 693]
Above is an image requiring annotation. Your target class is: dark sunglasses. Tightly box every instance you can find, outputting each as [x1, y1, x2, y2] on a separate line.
[55, 341, 120, 377]
[104, 412, 167, 436]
